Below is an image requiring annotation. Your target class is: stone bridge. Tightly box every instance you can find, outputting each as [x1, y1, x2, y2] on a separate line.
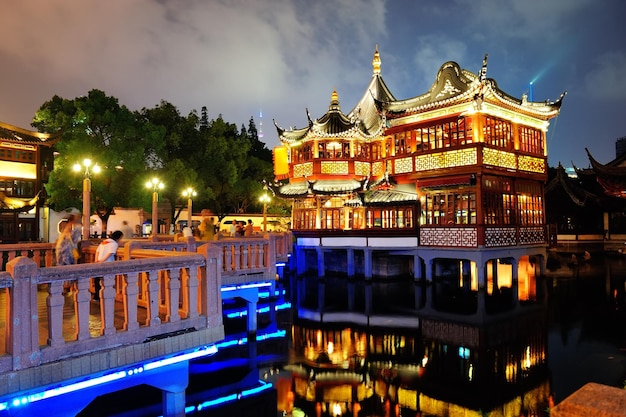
[0, 233, 292, 416]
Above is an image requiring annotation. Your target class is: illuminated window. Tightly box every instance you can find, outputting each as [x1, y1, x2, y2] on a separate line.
[517, 181, 543, 225]
[414, 117, 473, 152]
[423, 191, 476, 225]
[482, 116, 512, 149]
[483, 176, 514, 225]
[519, 126, 544, 155]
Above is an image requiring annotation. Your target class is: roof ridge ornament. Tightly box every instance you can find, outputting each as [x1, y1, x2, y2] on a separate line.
[372, 44, 381, 75]
[479, 53, 488, 82]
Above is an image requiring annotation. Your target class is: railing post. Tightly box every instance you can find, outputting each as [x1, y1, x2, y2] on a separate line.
[6, 257, 41, 370]
[197, 245, 223, 327]
[268, 234, 278, 293]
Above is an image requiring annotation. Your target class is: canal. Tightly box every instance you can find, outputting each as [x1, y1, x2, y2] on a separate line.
[77, 253, 626, 416]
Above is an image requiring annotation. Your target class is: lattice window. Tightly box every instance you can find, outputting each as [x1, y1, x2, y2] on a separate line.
[483, 148, 516, 170]
[394, 157, 413, 174]
[518, 155, 545, 173]
[414, 148, 477, 171]
[354, 161, 371, 176]
[321, 161, 349, 175]
[293, 162, 313, 178]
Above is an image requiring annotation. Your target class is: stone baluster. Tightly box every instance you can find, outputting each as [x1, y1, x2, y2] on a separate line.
[47, 280, 66, 347]
[224, 245, 233, 272]
[179, 267, 190, 316]
[186, 266, 199, 320]
[241, 243, 250, 270]
[167, 269, 181, 322]
[123, 272, 140, 331]
[75, 276, 92, 341]
[100, 273, 117, 336]
[147, 270, 162, 326]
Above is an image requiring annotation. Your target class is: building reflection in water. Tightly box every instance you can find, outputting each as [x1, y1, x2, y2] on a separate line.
[279, 257, 552, 417]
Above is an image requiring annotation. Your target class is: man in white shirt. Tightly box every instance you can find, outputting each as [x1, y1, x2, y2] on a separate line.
[93, 230, 123, 301]
[95, 230, 124, 262]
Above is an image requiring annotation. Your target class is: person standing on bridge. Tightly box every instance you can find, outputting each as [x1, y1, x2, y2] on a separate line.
[93, 231, 123, 301]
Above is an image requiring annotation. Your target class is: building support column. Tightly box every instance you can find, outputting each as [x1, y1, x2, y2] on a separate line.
[364, 249, 373, 279]
[296, 247, 306, 276]
[347, 248, 355, 277]
[492, 259, 499, 295]
[316, 247, 325, 278]
[511, 258, 520, 309]
[474, 263, 486, 319]
[413, 255, 423, 309]
[425, 258, 434, 310]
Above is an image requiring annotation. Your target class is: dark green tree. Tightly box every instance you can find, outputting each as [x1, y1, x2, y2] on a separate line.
[33, 89, 166, 235]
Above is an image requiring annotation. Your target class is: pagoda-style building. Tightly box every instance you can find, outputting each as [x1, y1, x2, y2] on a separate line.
[273, 48, 564, 316]
[0, 121, 58, 243]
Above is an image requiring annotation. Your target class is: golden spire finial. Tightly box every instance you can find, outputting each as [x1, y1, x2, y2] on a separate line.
[372, 44, 381, 75]
[331, 88, 339, 103]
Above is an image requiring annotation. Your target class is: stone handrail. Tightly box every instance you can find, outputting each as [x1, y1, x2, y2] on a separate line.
[0, 244, 224, 376]
[0, 242, 55, 270]
[0, 232, 293, 374]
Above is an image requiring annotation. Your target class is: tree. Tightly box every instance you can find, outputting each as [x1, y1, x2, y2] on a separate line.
[33, 89, 166, 236]
[137, 101, 205, 225]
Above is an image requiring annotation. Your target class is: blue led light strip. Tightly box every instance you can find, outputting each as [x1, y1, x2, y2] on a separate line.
[195, 380, 273, 411]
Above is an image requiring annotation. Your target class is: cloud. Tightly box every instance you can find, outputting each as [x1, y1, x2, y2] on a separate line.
[583, 51, 626, 101]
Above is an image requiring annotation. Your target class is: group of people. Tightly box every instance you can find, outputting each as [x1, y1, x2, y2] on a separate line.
[55, 212, 125, 299]
[55, 213, 126, 267]
[229, 219, 254, 237]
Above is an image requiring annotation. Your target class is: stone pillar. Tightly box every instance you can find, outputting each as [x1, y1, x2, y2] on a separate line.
[425, 258, 434, 310]
[347, 248, 355, 277]
[317, 247, 325, 278]
[364, 249, 373, 279]
[296, 247, 306, 276]
[492, 259, 499, 294]
[475, 263, 486, 319]
[6, 257, 41, 370]
[150, 361, 189, 417]
[511, 258, 520, 308]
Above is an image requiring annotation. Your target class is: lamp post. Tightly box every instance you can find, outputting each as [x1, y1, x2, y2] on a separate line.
[146, 177, 164, 237]
[73, 158, 100, 240]
[182, 187, 196, 229]
[259, 193, 271, 232]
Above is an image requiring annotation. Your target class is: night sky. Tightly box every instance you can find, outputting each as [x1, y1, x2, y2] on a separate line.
[1, 0, 625, 168]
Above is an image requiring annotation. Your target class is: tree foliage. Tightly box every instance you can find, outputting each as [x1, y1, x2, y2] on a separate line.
[36, 90, 278, 232]
[33, 89, 166, 234]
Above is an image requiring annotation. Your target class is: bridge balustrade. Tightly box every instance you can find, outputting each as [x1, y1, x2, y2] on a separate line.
[0, 232, 293, 400]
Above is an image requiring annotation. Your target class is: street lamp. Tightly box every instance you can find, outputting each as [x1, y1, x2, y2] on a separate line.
[182, 187, 196, 230]
[146, 177, 164, 237]
[259, 193, 271, 232]
[73, 158, 100, 240]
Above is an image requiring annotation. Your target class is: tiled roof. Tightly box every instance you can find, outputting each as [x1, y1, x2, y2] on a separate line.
[0, 121, 60, 147]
